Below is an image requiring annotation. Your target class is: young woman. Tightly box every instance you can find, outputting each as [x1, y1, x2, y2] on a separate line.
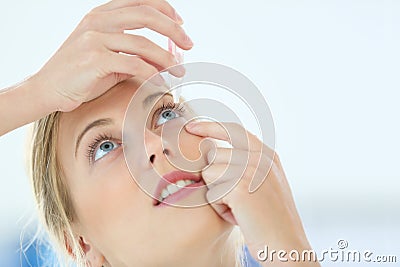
[0, 1, 319, 266]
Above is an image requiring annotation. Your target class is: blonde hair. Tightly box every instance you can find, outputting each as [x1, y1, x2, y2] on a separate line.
[29, 111, 86, 266]
[29, 109, 246, 267]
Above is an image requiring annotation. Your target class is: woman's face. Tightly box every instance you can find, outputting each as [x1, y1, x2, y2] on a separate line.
[57, 79, 232, 266]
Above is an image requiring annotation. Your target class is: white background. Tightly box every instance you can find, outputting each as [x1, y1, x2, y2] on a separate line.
[0, 0, 399, 266]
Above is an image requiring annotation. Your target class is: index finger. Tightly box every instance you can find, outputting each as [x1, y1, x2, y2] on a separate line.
[185, 121, 262, 151]
[93, 0, 183, 24]
[87, 6, 193, 50]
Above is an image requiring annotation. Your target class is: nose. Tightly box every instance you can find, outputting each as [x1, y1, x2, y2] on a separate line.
[145, 128, 172, 166]
[149, 149, 169, 164]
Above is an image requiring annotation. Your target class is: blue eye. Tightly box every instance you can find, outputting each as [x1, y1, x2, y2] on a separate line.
[156, 109, 180, 126]
[94, 140, 119, 161]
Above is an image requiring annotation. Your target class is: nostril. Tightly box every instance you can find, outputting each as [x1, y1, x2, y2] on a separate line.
[150, 149, 170, 163]
[163, 149, 169, 156]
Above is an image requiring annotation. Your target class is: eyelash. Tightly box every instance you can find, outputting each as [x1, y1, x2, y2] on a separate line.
[85, 101, 186, 163]
[86, 133, 117, 164]
[152, 101, 185, 127]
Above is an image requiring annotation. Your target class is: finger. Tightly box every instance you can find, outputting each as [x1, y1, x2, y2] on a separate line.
[208, 147, 269, 174]
[102, 52, 164, 85]
[202, 163, 244, 188]
[93, 0, 183, 24]
[206, 179, 234, 204]
[102, 33, 185, 77]
[205, 163, 265, 218]
[204, 158, 271, 193]
[87, 6, 193, 49]
[207, 147, 250, 165]
[186, 121, 262, 151]
[207, 201, 238, 225]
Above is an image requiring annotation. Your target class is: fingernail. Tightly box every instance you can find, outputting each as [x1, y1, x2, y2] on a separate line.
[185, 122, 198, 130]
[185, 34, 193, 47]
[152, 74, 165, 86]
[171, 64, 185, 77]
[174, 10, 184, 24]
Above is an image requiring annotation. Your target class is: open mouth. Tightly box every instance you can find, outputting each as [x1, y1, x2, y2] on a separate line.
[153, 170, 205, 206]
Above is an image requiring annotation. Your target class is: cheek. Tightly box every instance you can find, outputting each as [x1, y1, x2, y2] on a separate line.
[68, 155, 148, 239]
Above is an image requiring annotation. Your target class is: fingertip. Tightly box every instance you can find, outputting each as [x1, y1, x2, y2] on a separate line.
[150, 74, 165, 86]
[169, 64, 185, 77]
[180, 35, 194, 50]
[185, 121, 199, 131]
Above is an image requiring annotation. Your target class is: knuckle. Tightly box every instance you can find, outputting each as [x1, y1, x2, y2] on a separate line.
[90, 1, 111, 13]
[133, 35, 149, 52]
[81, 12, 98, 30]
[247, 132, 260, 145]
[77, 31, 102, 59]
[137, 5, 153, 23]
[80, 30, 99, 45]
[249, 152, 263, 166]
[272, 151, 281, 165]
[129, 57, 142, 73]
[258, 153, 271, 166]
[163, 2, 176, 17]
[259, 152, 270, 164]
[89, 5, 102, 13]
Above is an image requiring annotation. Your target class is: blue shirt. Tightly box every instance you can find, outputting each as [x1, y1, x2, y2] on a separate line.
[243, 246, 262, 267]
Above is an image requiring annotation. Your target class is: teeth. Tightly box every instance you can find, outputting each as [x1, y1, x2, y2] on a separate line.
[159, 179, 196, 202]
[167, 184, 179, 195]
[176, 180, 186, 188]
[161, 189, 169, 199]
[184, 179, 195, 186]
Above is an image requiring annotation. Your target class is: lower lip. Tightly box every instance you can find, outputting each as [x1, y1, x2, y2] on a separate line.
[156, 180, 206, 207]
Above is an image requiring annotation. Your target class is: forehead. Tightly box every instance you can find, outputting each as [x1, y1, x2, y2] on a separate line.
[57, 78, 172, 151]
[59, 79, 141, 134]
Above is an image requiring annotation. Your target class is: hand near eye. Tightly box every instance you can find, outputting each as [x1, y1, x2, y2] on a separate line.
[0, 0, 192, 137]
[185, 121, 320, 267]
[29, 0, 192, 113]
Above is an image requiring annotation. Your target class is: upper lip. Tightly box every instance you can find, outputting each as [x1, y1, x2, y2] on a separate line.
[153, 170, 202, 206]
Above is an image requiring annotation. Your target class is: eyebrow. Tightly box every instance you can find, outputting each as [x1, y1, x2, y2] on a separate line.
[74, 92, 173, 158]
[75, 118, 113, 157]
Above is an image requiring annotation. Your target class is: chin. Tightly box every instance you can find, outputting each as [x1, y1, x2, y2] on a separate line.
[115, 205, 234, 267]
[169, 203, 233, 246]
